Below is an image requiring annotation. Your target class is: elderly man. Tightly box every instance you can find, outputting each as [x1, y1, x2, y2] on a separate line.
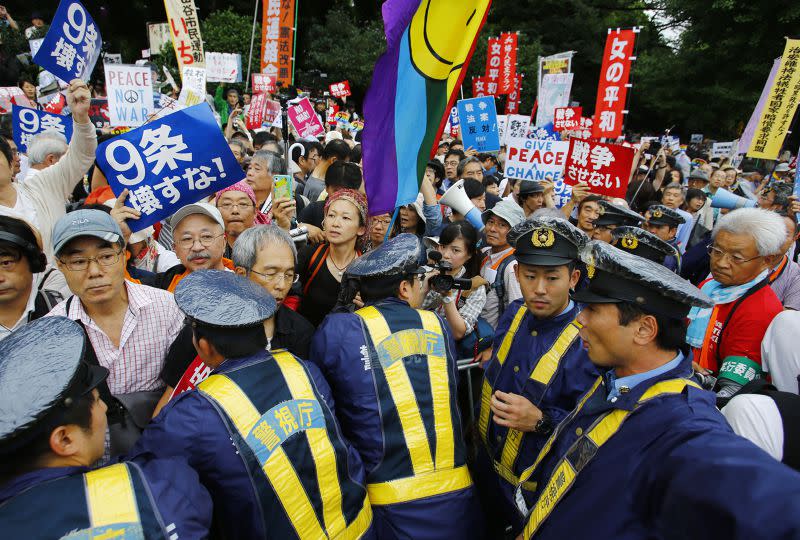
[0, 80, 96, 259]
[660, 183, 693, 252]
[687, 208, 785, 404]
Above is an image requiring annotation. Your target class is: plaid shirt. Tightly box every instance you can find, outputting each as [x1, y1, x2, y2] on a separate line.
[48, 281, 183, 394]
[422, 267, 487, 333]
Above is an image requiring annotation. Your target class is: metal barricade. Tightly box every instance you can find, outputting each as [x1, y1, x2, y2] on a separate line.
[457, 357, 483, 426]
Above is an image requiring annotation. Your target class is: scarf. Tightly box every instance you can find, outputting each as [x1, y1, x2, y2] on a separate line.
[685, 269, 769, 348]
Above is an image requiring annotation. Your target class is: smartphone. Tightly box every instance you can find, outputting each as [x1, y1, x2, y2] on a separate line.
[273, 175, 293, 200]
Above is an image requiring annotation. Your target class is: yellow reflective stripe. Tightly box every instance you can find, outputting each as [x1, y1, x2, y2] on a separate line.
[340, 501, 373, 540]
[522, 460, 576, 539]
[529, 322, 581, 384]
[358, 306, 434, 475]
[477, 379, 493, 448]
[84, 464, 140, 529]
[367, 465, 473, 506]
[198, 374, 327, 539]
[496, 305, 527, 366]
[417, 309, 454, 470]
[272, 350, 347, 537]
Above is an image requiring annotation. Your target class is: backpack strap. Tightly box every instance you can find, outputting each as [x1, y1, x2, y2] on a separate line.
[491, 252, 517, 307]
[303, 244, 330, 295]
[30, 289, 64, 321]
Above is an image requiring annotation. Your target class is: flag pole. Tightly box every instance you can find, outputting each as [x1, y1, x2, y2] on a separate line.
[245, 0, 260, 93]
[384, 206, 400, 242]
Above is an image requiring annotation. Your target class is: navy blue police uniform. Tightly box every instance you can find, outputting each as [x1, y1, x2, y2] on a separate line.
[645, 204, 685, 272]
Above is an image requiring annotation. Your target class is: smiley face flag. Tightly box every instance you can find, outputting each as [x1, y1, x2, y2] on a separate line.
[362, 0, 492, 216]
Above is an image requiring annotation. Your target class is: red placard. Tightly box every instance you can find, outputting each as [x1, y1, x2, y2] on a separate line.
[553, 106, 583, 131]
[252, 73, 277, 94]
[564, 138, 634, 198]
[247, 92, 269, 129]
[169, 356, 212, 400]
[504, 75, 522, 114]
[287, 97, 326, 138]
[329, 80, 351, 98]
[472, 76, 488, 98]
[592, 29, 637, 139]
[499, 32, 518, 94]
[485, 37, 502, 81]
[486, 78, 499, 97]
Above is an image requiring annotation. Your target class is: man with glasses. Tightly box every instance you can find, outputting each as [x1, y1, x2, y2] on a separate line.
[687, 208, 785, 405]
[441, 148, 466, 193]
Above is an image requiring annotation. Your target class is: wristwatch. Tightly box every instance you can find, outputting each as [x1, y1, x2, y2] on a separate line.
[441, 294, 454, 305]
[533, 413, 554, 435]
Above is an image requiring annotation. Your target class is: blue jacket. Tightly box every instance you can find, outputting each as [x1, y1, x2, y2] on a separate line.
[310, 297, 484, 540]
[130, 350, 372, 540]
[519, 355, 800, 539]
[664, 237, 681, 273]
[0, 460, 211, 539]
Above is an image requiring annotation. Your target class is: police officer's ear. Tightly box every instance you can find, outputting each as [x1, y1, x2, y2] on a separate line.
[630, 313, 659, 346]
[48, 424, 84, 459]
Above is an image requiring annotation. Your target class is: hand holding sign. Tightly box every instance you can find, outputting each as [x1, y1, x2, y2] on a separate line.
[109, 188, 141, 242]
[32, 0, 102, 84]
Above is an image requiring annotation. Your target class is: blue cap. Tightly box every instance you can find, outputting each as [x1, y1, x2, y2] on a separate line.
[346, 233, 425, 278]
[174, 270, 277, 328]
[0, 317, 108, 451]
[52, 209, 123, 256]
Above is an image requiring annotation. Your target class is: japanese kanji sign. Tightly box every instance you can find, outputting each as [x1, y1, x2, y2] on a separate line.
[245, 398, 325, 465]
[472, 76, 489, 98]
[105, 64, 154, 127]
[88, 98, 110, 128]
[498, 32, 518, 94]
[252, 73, 277, 94]
[206, 52, 242, 83]
[536, 73, 573, 127]
[690, 133, 704, 144]
[538, 51, 573, 95]
[287, 97, 325, 139]
[711, 141, 736, 159]
[553, 106, 583, 131]
[564, 138, 635, 198]
[169, 356, 210, 399]
[526, 123, 561, 142]
[747, 39, 800, 159]
[329, 81, 351, 98]
[32, 0, 102, 84]
[247, 94, 280, 130]
[504, 75, 522, 114]
[12, 106, 74, 154]
[504, 114, 531, 144]
[261, 0, 296, 87]
[446, 106, 460, 137]
[592, 29, 637, 139]
[178, 67, 206, 107]
[485, 37, 502, 83]
[457, 97, 500, 153]
[164, 0, 205, 75]
[97, 103, 244, 232]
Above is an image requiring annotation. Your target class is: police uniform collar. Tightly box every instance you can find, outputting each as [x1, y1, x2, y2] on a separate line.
[593, 201, 643, 227]
[524, 300, 579, 330]
[213, 349, 272, 375]
[0, 465, 89, 503]
[599, 354, 694, 412]
[611, 226, 677, 265]
[507, 217, 587, 267]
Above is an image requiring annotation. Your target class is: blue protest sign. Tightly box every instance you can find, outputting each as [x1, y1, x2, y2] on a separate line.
[96, 104, 244, 232]
[526, 122, 561, 141]
[12, 105, 74, 154]
[456, 97, 500, 153]
[32, 0, 102, 84]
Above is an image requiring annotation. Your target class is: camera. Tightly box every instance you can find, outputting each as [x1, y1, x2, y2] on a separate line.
[427, 251, 472, 293]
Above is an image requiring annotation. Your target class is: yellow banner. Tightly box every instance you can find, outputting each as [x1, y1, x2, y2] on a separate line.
[164, 0, 205, 77]
[747, 39, 800, 159]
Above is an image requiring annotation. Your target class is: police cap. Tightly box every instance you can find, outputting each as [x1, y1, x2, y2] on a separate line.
[0, 317, 108, 452]
[175, 270, 277, 328]
[508, 216, 587, 266]
[593, 200, 643, 228]
[346, 233, 425, 278]
[518, 180, 545, 197]
[645, 205, 685, 228]
[612, 226, 678, 265]
[573, 241, 712, 318]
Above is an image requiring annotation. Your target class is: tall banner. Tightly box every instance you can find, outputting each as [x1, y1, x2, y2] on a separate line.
[164, 0, 205, 75]
[536, 73, 573, 126]
[504, 75, 522, 114]
[537, 51, 573, 94]
[592, 28, 637, 139]
[472, 76, 488, 97]
[498, 32, 518, 94]
[485, 36, 501, 82]
[261, 0, 297, 88]
[747, 39, 800, 159]
[740, 58, 780, 153]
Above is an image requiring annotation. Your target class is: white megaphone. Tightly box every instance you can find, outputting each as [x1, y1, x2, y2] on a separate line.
[439, 179, 485, 231]
[711, 188, 757, 210]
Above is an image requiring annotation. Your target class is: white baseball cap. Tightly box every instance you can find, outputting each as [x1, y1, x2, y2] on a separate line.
[169, 202, 225, 230]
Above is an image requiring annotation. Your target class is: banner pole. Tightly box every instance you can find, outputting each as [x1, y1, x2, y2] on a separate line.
[291, 0, 300, 85]
[245, 0, 260, 93]
[384, 206, 400, 242]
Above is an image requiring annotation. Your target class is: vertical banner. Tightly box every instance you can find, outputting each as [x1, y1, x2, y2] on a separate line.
[472, 76, 488, 98]
[105, 64, 155, 127]
[592, 28, 637, 139]
[504, 75, 522, 114]
[747, 40, 800, 159]
[536, 73, 573, 126]
[246, 93, 269, 129]
[261, 0, 296, 88]
[32, 0, 102, 84]
[740, 58, 780, 153]
[164, 0, 205, 76]
[485, 36, 502, 82]
[498, 32, 518, 94]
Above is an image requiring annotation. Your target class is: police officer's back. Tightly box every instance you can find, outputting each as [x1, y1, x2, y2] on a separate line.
[0, 317, 212, 539]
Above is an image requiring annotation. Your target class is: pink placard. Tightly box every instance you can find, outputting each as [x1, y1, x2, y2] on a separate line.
[287, 97, 325, 139]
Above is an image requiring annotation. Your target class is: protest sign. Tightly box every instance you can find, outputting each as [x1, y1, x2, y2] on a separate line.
[12, 106, 74, 154]
[504, 137, 569, 182]
[497, 115, 507, 143]
[712, 141, 735, 159]
[147, 22, 171, 55]
[103, 53, 122, 64]
[740, 58, 780, 153]
[0, 87, 28, 114]
[264, 100, 282, 126]
[537, 51, 573, 95]
[164, 0, 205, 73]
[287, 97, 325, 139]
[29, 38, 44, 57]
[690, 134, 704, 144]
[32, 0, 102, 84]
[105, 64, 154, 127]
[246, 93, 270, 129]
[88, 98, 110, 128]
[526, 123, 561, 141]
[553, 106, 583, 131]
[330, 81, 351, 98]
[592, 28, 637, 139]
[252, 73, 277, 94]
[485, 37, 502, 82]
[747, 40, 800, 159]
[446, 106, 460, 137]
[564, 138, 634, 198]
[536, 73, 573, 126]
[97, 104, 244, 232]
[504, 114, 531, 143]
[661, 136, 681, 153]
[178, 67, 206, 107]
[472, 76, 489, 98]
[457, 97, 500, 153]
[206, 52, 242, 83]
[504, 75, 522, 114]
[261, 0, 296, 87]
[498, 32, 518, 94]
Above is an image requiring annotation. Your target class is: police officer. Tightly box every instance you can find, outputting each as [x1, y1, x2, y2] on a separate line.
[514, 241, 800, 540]
[0, 317, 212, 538]
[475, 217, 599, 535]
[131, 270, 374, 539]
[590, 200, 643, 243]
[309, 233, 483, 539]
[612, 225, 681, 272]
[643, 204, 685, 271]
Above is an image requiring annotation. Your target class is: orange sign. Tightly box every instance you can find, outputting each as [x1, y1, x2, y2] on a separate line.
[261, 0, 296, 88]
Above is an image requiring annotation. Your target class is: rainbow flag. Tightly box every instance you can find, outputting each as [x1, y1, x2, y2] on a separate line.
[362, 0, 492, 216]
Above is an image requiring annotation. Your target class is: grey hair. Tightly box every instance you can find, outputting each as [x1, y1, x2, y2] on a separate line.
[456, 156, 481, 178]
[27, 132, 68, 165]
[228, 138, 247, 156]
[663, 182, 684, 193]
[712, 208, 787, 256]
[232, 224, 297, 271]
[531, 208, 566, 220]
[251, 150, 285, 174]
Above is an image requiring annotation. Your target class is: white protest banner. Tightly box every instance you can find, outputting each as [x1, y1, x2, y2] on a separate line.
[503, 114, 531, 144]
[690, 134, 703, 144]
[497, 115, 507, 144]
[711, 141, 735, 159]
[147, 22, 171, 54]
[536, 73, 573, 127]
[206, 52, 242, 83]
[105, 64, 154, 127]
[178, 67, 206, 107]
[162, 66, 178, 92]
[103, 53, 122, 64]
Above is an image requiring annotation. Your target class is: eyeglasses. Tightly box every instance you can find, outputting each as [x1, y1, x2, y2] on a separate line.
[706, 245, 763, 265]
[176, 233, 224, 249]
[372, 218, 392, 227]
[58, 249, 123, 271]
[217, 202, 255, 211]
[250, 269, 299, 284]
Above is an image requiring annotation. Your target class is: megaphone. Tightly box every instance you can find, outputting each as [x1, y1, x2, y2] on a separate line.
[439, 179, 485, 231]
[711, 188, 757, 210]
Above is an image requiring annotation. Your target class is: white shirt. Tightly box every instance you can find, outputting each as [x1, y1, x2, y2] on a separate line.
[761, 310, 800, 394]
[0, 285, 38, 341]
[722, 394, 784, 462]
